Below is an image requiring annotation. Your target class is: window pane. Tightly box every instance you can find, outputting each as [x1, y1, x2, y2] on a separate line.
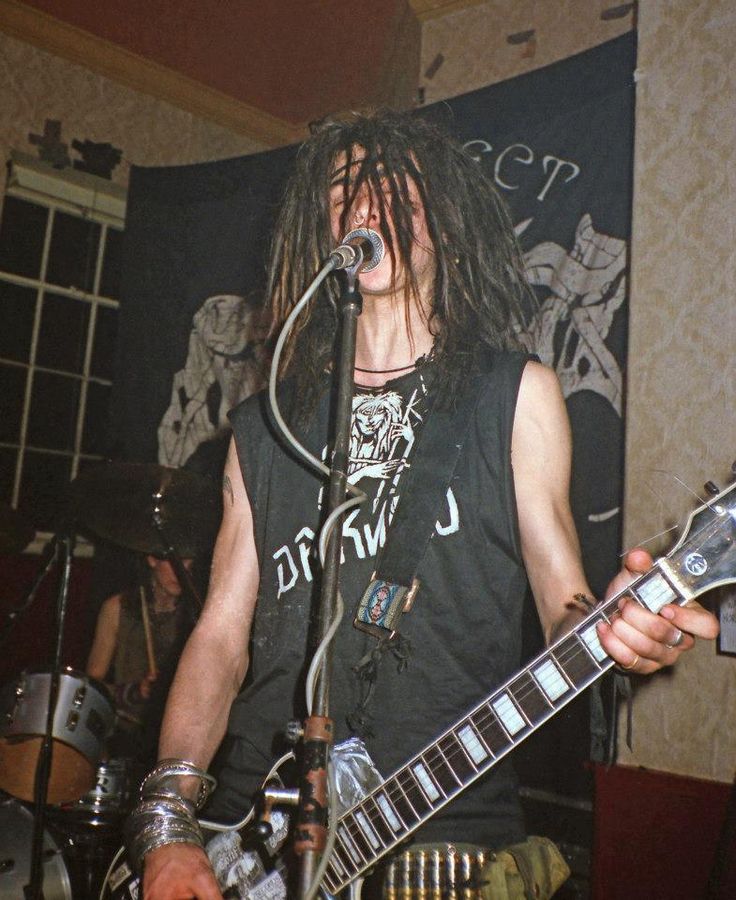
[27, 371, 80, 452]
[89, 305, 118, 380]
[36, 292, 90, 374]
[0, 363, 27, 443]
[0, 446, 17, 505]
[0, 280, 37, 363]
[0, 196, 48, 279]
[81, 381, 112, 455]
[100, 227, 123, 299]
[18, 449, 72, 531]
[46, 211, 101, 293]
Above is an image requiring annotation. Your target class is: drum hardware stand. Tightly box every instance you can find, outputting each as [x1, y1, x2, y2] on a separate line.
[292, 260, 363, 898]
[0, 534, 62, 652]
[150, 505, 204, 623]
[22, 531, 75, 900]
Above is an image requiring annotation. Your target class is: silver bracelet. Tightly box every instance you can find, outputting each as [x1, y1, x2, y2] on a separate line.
[140, 758, 217, 809]
[126, 758, 218, 873]
[126, 794, 204, 873]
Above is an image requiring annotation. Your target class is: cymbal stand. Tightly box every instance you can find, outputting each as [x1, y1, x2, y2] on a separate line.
[0, 535, 60, 650]
[151, 508, 204, 622]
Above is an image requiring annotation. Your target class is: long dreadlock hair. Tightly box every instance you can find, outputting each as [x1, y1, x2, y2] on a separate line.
[266, 109, 534, 408]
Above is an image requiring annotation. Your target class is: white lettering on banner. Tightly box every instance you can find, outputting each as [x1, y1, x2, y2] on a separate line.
[462, 138, 582, 203]
[538, 156, 581, 201]
[494, 143, 534, 191]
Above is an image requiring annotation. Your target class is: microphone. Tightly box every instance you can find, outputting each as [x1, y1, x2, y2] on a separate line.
[329, 228, 385, 273]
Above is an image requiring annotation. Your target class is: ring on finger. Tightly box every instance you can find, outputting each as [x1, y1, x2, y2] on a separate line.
[620, 653, 640, 671]
[665, 629, 685, 650]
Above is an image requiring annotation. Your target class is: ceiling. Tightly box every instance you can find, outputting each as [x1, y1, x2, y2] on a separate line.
[0, 0, 485, 145]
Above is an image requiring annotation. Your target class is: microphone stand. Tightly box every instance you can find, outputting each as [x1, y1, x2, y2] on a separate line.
[295, 261, 363, 898]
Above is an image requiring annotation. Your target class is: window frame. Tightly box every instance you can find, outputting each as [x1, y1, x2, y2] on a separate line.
[1, 151, 126, 554]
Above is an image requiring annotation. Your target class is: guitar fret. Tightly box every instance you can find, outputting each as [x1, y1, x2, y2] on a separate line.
[353, 810, 381, 849]
[491, 692, 526, 735]
[398, 766, 434, 814]
[411, 759, 442, 802]
[510, 670, 551, 721]
[336, 824, 364, 866]
[362, 795, 394, 845]
[390, 773, 422, 824]
[471, 704, 510, 755]
[552, 634, 600, 686]
[375, 791, 403, 832]
[457, 721, 490, 764]
[631, 569, 678, 613]
[532, 656, 570, 702]
[344, 813, 374, 859]
[579, 621, 608, 663]
[439, 733, 476, 782]
[425, 744, 462, 794]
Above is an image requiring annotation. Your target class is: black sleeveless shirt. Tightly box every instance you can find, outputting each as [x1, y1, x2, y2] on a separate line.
[217, 351, 532, 848]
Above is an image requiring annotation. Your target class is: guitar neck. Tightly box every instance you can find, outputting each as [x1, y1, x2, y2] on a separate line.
[324, 488, 736, 895]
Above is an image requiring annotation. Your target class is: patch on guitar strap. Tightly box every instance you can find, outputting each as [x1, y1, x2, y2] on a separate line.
[353, 576, 420, 639]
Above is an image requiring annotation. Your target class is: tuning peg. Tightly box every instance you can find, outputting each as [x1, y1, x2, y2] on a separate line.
[704, 481, 720, 496]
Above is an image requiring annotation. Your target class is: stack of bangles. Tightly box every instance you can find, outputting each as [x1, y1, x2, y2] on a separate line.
[125, 759, 217, 873]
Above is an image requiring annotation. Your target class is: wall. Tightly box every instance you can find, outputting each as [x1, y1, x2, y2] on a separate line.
[617, 0, 736, 783]
[419, 0, 631, 103]
[0, 30, 266, 192]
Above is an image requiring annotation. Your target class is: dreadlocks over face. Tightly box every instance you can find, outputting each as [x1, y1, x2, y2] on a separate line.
[328, 147, 437, 310]
[266, 109, 533, 396]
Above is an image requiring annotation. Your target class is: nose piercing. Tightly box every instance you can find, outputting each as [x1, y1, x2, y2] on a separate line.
[353, 211, 364, 225]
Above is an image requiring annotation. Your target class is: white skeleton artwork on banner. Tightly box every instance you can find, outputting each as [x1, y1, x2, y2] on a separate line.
[158, 294, 266, 467]
[517, 213, 627, 417]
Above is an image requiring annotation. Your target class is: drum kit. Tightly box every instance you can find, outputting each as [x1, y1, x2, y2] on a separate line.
[0, 463, 221, 900]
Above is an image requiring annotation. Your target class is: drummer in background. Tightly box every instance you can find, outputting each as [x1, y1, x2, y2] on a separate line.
[86, 554, 194, 773]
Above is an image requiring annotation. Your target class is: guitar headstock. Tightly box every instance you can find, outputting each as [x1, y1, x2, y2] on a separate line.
[665, 476, 736, 600]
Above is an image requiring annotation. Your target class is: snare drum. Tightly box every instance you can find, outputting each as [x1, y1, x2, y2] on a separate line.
[0, 793, 72, 900]
[0, 669, 113, 804]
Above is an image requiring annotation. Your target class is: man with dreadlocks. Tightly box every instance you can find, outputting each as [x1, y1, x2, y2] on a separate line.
[133, 111, 718, 899]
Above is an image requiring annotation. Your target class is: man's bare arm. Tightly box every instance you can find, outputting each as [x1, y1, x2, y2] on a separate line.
[511, 361, 718, 670]
[158, 437, 259, 789]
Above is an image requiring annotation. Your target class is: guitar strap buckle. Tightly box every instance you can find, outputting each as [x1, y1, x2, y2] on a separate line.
[353, 575, 420, 639]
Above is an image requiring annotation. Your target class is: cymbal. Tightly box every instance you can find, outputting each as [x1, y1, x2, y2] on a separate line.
[68, 462, 221, 556]
[0, 504, 35, 554]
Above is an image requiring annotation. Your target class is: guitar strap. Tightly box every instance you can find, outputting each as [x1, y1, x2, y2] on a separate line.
[348, 358, 503, 736]
[353, 366, 488, 640]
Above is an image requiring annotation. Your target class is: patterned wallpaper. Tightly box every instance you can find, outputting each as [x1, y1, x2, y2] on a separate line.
[419, 0, 631, 103]
[0, 31, 266, 190]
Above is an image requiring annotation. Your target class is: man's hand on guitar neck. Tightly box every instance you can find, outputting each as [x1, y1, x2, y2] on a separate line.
[144, 843, 222, 900]
[596, 548, 720, 676]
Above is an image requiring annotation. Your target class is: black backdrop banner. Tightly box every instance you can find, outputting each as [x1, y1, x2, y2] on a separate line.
[115, 32, 635, 599]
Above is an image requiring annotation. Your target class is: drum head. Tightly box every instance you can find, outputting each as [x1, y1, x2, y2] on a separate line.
[0, 794, 72, 900]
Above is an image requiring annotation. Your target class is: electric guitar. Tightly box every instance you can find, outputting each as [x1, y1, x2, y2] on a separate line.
[104, 479, 736, 898]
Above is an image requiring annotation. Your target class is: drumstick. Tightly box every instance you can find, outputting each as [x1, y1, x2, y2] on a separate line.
[139, 586, 158, 679]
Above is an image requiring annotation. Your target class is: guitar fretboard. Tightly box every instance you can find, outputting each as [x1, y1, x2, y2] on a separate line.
[323, 564, 682, 894]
